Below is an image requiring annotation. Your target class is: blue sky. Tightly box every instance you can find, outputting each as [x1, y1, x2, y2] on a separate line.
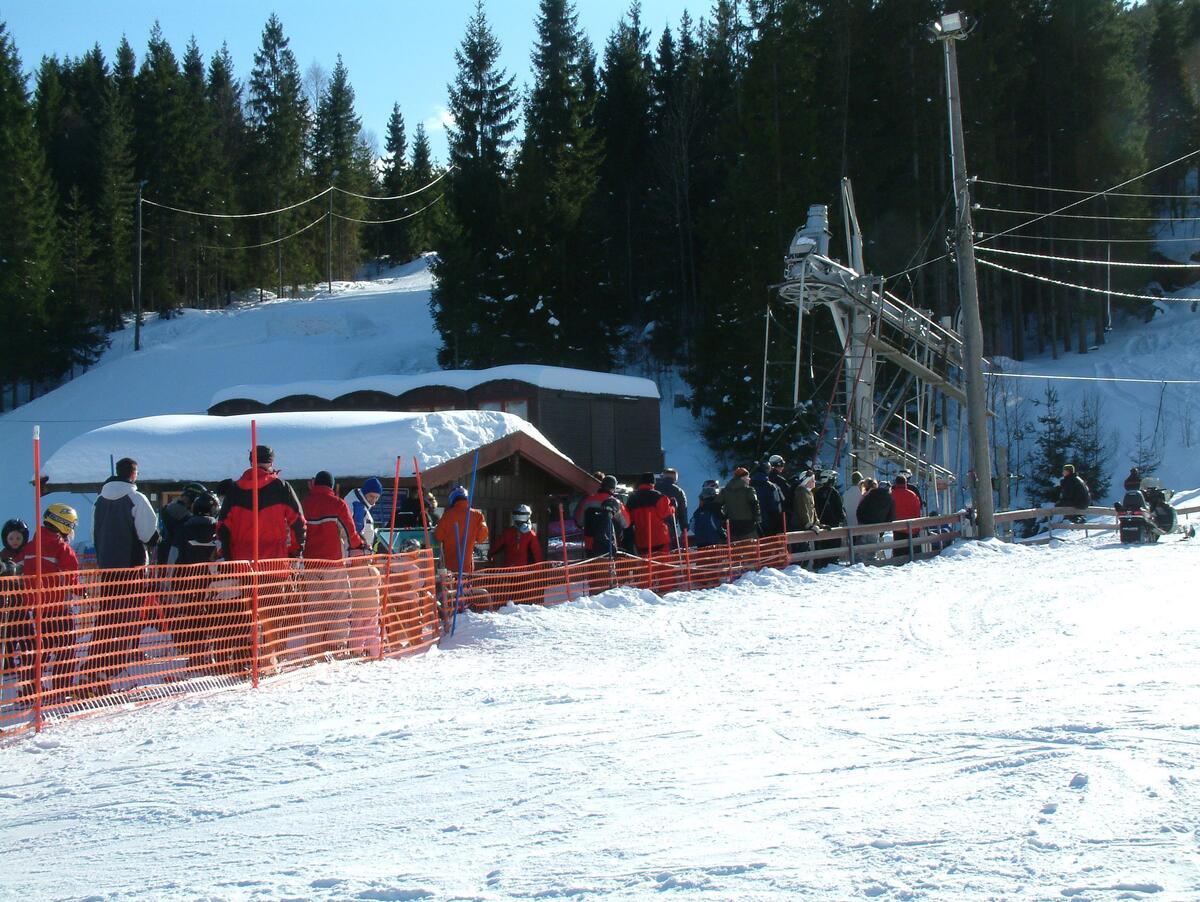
[4, 1, 701, 164]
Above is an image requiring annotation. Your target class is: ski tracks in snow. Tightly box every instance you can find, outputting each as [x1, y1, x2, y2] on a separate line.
[3, 536, 1200, 899]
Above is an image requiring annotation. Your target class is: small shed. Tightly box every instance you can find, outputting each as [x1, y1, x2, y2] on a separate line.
[42, 410, 597, 545]
[207, 365, 664, 479]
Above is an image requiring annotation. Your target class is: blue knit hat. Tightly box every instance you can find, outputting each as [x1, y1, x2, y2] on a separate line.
[362, 477, 383, 496]
[448, 485, 468, 505]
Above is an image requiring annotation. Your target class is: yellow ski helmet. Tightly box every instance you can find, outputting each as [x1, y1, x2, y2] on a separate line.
[44, 503, 78, 537]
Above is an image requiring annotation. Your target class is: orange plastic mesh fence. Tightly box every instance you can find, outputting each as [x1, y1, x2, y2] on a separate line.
[442, 534, 792, 613]
[0, 550, 437, 738]
[1, 534, 800, 738]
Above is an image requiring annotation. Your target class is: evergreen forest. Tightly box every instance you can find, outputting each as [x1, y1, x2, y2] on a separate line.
[2, 0, 1198, 461]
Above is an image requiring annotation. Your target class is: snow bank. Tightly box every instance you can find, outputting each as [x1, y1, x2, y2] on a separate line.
[210, 364, 661, 408]
[43, 410, 565, 485]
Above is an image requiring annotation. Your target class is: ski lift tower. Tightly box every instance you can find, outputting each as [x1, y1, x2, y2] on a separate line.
[765, 178, 966, 502]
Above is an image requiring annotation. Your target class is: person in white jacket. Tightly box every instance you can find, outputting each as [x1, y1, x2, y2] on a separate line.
[842, 470, 865, 542]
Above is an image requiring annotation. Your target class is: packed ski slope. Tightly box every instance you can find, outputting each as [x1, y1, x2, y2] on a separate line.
[3, 531, 1198, 899]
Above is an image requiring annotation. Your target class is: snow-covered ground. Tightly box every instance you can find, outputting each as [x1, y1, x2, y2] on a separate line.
[0, 255, 718, 538]
[3, 531, 1198, 899]
[992, 299, 1200, 502]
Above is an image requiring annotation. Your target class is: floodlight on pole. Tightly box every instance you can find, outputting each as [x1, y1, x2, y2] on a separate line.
[930, 11, 996, 540]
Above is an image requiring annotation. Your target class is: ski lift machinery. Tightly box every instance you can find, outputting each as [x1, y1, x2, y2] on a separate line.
[764, 178, 969, 514]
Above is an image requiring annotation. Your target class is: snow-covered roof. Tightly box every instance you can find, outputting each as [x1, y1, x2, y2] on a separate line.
[209, 365, 661, 408]
[43, 410, 567, 486]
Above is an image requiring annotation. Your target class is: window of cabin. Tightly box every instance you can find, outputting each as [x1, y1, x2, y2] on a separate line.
[478, 399, 529, 419]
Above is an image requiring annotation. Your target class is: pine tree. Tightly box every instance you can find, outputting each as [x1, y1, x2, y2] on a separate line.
[310, 55, 367, 280]
[206, 43, 249, 301]
[405, 123, 442, 256]
[1026, 387, 1075, 507]
[246, 13, 311, 294]
[595, 4, 655, 354]
[1129, 414, 1163, 476]
[511, 0, 606, 366]
[95, 84, 134, 330]
[378, 102, 411, 262]
[1142, 0, 1198, 200]
[432, 0, 518, 367]
[0, 22, 60, 403]
[133, 23, 190, 312]
[1070, 391, 1113, 502]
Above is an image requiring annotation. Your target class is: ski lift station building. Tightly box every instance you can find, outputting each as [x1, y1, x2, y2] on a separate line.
[207, 365, 664, 478]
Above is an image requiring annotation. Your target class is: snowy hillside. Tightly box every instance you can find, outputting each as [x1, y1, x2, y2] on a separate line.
[993, 297, 1200, 502]
[4, 532, 1198, 899]
[0, 257, 716, 536]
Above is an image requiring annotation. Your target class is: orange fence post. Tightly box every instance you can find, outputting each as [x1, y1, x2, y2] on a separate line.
[32, 426, 43, 732]
[558, 503, 572, 602]
[681, 525, 694, 591]
[413, 457, 432, 552]
[725, 526, 734, 584]
[250, 420, 260, 689]
[379, 455, 402, 657]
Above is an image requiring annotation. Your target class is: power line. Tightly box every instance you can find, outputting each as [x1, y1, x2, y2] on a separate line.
[975, 146, 1200, 248]
[145, 210, 329, 251]
[978, 231, 1200, 245]
[332, 195, 444, 225]
[333, 169, 453, 201]
[976, 246, 1200, 268]
[143, 187, 332, 219]
[975, 177, 1200, 200]
[985, 370, 1200, 385]
[976, 205, 1200, 223]
[977, 256, 1189, 302]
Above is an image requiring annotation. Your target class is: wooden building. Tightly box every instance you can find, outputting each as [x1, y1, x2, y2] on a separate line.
[207, 365, 664, 479]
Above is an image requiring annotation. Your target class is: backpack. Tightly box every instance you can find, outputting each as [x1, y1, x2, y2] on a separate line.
[584, 505, 616, 544]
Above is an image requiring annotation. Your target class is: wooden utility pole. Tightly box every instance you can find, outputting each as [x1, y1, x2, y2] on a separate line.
[934, 13, 995, 539]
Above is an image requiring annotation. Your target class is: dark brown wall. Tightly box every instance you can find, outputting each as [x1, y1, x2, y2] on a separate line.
[208, 380, 662, 477]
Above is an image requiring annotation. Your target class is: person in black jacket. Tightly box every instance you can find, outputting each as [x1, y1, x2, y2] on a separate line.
[655, 468, 688, 546]
[813, 471, 845, 569]
[157, 483, 208, 565]
[1058, 463, 1092, 522]
[856, 478, 895, 561]
[166, 492, 223, 671]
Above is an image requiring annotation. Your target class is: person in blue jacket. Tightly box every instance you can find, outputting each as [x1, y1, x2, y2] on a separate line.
[345, 477, 383, 551]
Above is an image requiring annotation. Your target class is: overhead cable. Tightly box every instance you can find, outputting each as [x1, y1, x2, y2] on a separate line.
[977, 257, 1189, 303]
[143, 187, 332, 219]
[976, 205, 1200, 223]
[331, 195, 444, 224]
[976, 246, 1200, 268]
[333, 168, 453, 201]
[975, 177, 1200, 200]
[985, 370, 1200, 386]
[145, 211, 329, 251]
[975, 146, 1200, 248]
[978, 231, 1200, 245]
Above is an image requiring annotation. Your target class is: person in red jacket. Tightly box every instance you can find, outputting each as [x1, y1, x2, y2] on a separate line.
[626, 473, 676, 556]
[488, 504, 545, 568]
[300, 471, 365, 656]
[217, 445, 307, 561]
[890, 474, 923, 562]
[12, 504, 83, 703]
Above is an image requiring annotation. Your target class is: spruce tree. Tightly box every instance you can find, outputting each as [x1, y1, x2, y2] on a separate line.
[405, 123, 442, 256]
[432, 0, 518, 368]
[379, 102, 411, 262]
[246, 13, 311, 293]
[596, 4, 655, 355]
[511, 0, 606, 366]
[1070, 391, 1113, 501]
[0, 22, 60, 403]
[310, 55, 368, 280]
[206, 43, 249, 301]
[1026, 387, 1075, 507]
[95, 85, 134, 330]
